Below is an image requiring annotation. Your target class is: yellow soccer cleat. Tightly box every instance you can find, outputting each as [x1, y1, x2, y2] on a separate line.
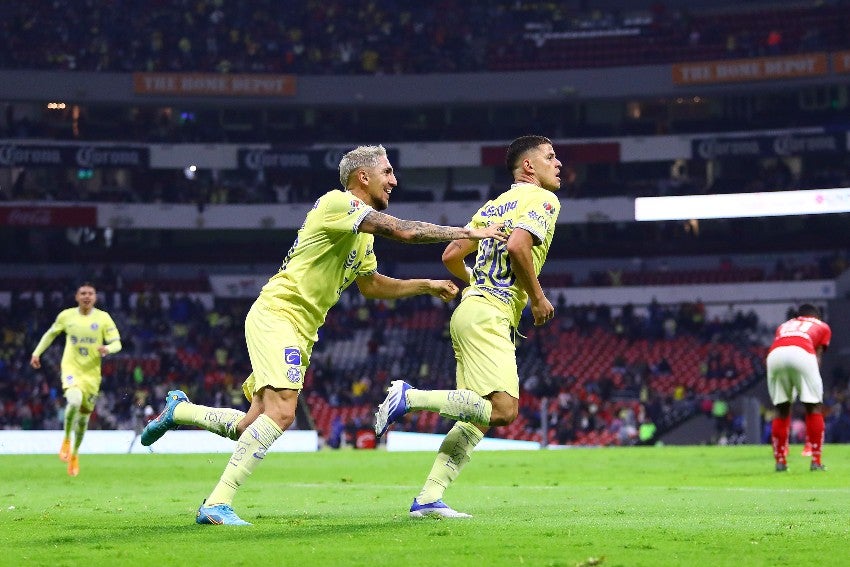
[59, 438, 71, 462]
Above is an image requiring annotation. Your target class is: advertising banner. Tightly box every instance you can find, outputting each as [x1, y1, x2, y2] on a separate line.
[672, 53, 828, 85]
[833, 50, 850, 74]
[237, 147, 399, 171]
[0, 143, 149, 168]
[691, 132, 843, 159]
[480, 142, 620, 165]
[133, 73, 296, 97]
[0, 205, 97, 227]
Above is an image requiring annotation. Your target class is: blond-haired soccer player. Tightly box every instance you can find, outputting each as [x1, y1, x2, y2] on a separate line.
[141, 144, 507, 526]
[30, 282, 122, 476]
[375, 135, 561, 518]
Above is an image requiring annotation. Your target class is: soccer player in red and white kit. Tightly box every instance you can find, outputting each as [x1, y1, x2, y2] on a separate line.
[767, 304, 831, 472]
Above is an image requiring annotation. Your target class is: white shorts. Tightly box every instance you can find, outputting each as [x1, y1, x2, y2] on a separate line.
[766, 346, 823, 405]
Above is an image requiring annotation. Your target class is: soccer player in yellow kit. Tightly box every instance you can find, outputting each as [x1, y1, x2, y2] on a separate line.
[141, 144, 507, 525]
[30, 283, 122, 476]
[375, 135, 561, 518]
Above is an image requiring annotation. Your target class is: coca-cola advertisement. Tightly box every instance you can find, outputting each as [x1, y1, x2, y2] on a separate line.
[0, 206, 96, 227]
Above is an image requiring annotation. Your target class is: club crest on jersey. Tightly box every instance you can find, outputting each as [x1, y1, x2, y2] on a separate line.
[90, 322, 99, 330]
[543, 202, 556, 215]
[287, 367, 302, 384]
[348, 199, 363, 216]
[284, 347, 302, 366]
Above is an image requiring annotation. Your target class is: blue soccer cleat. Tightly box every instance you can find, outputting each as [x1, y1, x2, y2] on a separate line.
[196, 502, 252, 526]
[409, 498, 472, 519]
[141, 390, 189, 446]
[374, 380, 411, 437]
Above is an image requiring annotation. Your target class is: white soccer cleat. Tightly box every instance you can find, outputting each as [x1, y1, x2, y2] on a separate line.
[374, 380, 411, 437]
[409, 498, 472, 519]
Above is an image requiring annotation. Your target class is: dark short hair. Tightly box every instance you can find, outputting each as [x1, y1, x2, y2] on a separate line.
[78, 282, 97, 292]
[506, 135, 553, 173]
[797, 303, 821, 318]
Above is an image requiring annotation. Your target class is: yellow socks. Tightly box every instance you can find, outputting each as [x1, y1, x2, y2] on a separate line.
[173, 403, 246, 440]
[406, 389, 492, 426]
[63, 388, 83, 440]
[206, 414, 282, 506]
[417, 421, 483, 504]
[72, 412, 90, 455]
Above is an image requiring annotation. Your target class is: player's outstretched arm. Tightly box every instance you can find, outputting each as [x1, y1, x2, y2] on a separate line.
[359, 211, 506, 244]
[356, 273, 459, 302]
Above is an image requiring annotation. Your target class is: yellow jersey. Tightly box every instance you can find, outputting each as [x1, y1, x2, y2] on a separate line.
[32, 307, 121, 391]
[466, 182, 559, 326]
[259, 189, 378, 342]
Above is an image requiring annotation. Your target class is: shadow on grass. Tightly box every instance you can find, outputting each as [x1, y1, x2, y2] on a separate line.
[24, 515, 420, 547]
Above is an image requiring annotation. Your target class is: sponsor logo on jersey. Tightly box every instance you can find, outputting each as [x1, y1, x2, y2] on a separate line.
[527, 211, 549, 232]
[482, 200, 518, 217]
[284, 347, 302, 366]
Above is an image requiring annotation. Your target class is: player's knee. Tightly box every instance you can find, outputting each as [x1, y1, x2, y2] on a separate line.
[266, 408, 296, 431]
[65, 388, 83, 408]
[489, 406, 518, 427]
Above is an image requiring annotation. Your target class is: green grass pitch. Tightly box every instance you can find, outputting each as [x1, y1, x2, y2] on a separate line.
[2, 444, 849, 567]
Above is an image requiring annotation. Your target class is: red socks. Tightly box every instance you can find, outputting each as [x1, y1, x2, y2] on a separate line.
[771, 416, 790, 465]
[805, 413, 825, 466]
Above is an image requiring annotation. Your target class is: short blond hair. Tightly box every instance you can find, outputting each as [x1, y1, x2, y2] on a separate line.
[339, 145, 387, 188]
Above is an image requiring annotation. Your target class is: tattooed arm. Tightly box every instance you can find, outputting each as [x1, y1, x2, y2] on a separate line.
[359, 211, 506, 243]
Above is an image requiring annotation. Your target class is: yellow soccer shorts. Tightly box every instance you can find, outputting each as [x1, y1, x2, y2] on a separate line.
[242, 300, 311, 402]
[61, 370, 100, 413]
[450, 295, 519, 399]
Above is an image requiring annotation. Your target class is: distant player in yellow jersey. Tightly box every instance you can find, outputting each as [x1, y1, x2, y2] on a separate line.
[374, 135, 561, 518]
[140, 144, 507, 525]
[30, 283, 122, 476]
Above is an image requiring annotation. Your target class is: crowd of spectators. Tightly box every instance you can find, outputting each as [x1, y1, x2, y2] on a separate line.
[0, 278, 749, 440]
[1, 1, 848, 75]
[2, 2, 849, 152]
[2, 272, 848, 448]
[0, 281, 253, 431]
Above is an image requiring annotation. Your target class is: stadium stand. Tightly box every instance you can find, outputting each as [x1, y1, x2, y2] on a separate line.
[2, 0, 850, 450]
[2, 1, 848, 74]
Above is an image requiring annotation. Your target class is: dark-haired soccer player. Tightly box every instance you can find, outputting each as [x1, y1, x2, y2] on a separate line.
[375, 135, 561, 517]
[767, 303, 831, 472]
[31, 283, 122, 476]
[141, 144, 507, 525]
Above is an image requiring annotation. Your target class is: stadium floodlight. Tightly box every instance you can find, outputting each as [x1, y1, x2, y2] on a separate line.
[634, 187, 850, 221]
